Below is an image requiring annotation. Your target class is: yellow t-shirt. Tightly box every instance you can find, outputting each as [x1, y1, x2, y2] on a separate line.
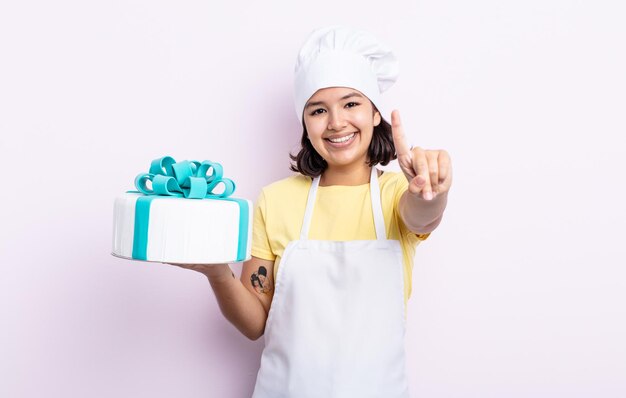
[251, 171, 429, 304]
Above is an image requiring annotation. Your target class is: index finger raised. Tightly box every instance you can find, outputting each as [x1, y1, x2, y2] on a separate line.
[391, 110, 412, 157]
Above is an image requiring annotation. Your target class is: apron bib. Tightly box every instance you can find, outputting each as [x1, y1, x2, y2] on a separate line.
[252, 168, 409, 398]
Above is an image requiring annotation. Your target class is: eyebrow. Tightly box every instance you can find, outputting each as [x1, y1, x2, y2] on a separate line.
[305, 92, 364, 109]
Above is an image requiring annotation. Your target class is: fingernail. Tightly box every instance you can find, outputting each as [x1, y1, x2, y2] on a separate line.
[424, 192, 433, 201]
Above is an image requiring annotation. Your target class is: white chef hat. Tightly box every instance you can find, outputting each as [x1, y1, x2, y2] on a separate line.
[293, 25, 399, 124]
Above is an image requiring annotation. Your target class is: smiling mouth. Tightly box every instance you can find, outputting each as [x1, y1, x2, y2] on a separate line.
[325, 132, 357, 144]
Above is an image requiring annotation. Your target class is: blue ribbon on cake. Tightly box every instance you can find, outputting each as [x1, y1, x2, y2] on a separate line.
[130, 156, 249, 262]
[134, 156, 237, 199]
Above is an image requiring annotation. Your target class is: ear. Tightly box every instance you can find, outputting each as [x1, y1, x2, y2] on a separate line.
[373, 111, 382, 127]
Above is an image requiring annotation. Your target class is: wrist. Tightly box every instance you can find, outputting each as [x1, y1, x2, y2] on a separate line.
[400, 190, 448, 231]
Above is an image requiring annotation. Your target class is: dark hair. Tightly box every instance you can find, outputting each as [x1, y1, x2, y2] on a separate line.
[289, 117, 397, 177]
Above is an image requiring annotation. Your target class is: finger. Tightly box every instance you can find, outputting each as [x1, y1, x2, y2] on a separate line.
[409, 147, 433, 199]
[409, 175, 426, 195]
[391, 110, 413, 159]
[391, 110, 417, 180]
[437, 150, 452, 190]
[426, 151, 439, 195]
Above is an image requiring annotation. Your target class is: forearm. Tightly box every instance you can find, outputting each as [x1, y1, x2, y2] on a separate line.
[202, 265, 267, 340]
[398, 190, 448, 234]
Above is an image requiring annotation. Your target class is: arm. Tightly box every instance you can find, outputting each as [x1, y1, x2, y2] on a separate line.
[175, 256, 275, 341]
[173, 189, 277, 340]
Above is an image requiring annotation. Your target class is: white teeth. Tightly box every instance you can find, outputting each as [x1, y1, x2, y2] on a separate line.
[328, 133, 355, 143]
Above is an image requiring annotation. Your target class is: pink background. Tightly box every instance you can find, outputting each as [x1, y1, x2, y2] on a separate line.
[1, 1, 625, 397]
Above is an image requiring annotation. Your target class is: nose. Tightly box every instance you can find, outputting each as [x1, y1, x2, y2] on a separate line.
[327, 109, 348, 131]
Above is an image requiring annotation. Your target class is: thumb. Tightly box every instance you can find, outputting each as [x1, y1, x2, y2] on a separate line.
[408, 175, 427, 195]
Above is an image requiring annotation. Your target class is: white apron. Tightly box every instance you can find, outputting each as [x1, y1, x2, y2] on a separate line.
[251, 168, 409, 398]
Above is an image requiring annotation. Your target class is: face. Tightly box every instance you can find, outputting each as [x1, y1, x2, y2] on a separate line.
[303, 87, 381, 171]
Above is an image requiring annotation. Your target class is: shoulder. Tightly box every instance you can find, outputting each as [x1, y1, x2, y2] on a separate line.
[379, 170, 409, 197]
[257, 173, 312, 212]
[261, 174, 311, 198]
[379, 170, 406, 185]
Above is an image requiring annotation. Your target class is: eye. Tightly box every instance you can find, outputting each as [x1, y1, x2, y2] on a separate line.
[345, 101, 360, 108]
[310, 108, 326, 116]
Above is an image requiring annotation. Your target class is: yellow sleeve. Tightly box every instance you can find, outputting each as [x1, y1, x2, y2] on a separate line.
[392, 173, 430, 242]
[251, 190, 277, 261]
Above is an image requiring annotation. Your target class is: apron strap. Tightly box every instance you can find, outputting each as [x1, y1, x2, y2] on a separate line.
[300, 167, 387, 241]
[300, 175, 320, 240]
[369, 167, 387, 241]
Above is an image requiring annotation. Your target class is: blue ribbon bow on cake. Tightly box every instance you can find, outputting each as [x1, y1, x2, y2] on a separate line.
[134, 156, 236, 199]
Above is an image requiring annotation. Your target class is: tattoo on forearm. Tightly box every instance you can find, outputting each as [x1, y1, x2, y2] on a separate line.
[250, 266, 273, 294]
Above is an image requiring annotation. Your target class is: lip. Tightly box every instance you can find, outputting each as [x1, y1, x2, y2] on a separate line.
[324, 132, 358, 147]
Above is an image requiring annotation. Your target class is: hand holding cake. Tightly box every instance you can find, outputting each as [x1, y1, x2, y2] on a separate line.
[168, 262, 233, 279]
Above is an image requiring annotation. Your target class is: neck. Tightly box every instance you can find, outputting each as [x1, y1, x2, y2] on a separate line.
[319, 163, 372, 186]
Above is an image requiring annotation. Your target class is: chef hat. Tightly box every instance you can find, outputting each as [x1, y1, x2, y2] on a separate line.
[293, 25, 399, 124]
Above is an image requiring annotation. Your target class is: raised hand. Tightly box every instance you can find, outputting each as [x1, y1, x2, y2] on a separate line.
[391, 110, 452, 200]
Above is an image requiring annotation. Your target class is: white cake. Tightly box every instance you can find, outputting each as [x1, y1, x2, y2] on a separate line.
[112, 193, 252, 264]
[112, 156, 252, 264]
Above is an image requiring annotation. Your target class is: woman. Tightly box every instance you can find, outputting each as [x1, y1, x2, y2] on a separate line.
[180, 25, 452, 397]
